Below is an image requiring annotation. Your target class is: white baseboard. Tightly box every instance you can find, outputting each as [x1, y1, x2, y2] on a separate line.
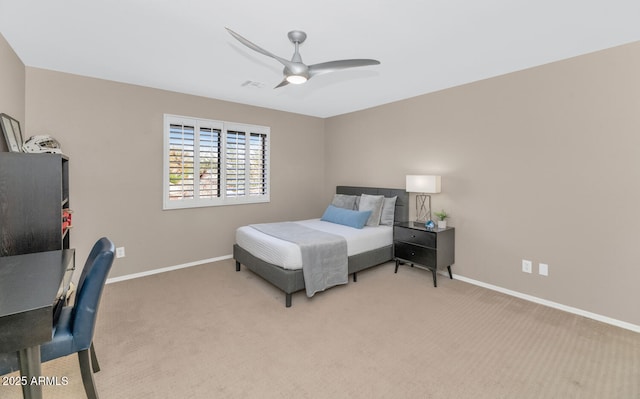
[106, 257, 639, 333]
[106, 254, 233, 284]
[452, 273, 640, 333]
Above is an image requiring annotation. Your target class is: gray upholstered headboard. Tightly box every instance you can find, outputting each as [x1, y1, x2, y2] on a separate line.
[336, 186, 409, 223]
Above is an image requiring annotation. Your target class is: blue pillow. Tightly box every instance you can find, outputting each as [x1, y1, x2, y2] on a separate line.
[321, 205, 372, 229]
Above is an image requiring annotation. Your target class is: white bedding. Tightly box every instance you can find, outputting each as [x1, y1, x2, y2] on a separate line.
[235, 218, 393, 270]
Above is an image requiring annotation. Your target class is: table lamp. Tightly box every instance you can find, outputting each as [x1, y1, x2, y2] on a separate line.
[406, 175, 441, 225]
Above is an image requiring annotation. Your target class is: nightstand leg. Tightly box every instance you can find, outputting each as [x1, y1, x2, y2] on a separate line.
[432, 270, 437, 287]
[448, 266, 452, 279]
[394, 259, 399, 273]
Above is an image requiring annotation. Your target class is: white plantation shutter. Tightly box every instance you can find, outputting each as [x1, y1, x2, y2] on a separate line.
[225, 130, 246, 197]
[198, 126, 221, 199]
[168, 123, 195, 200]
[249, 132, 268, 195]
[163, 115, 269, 209]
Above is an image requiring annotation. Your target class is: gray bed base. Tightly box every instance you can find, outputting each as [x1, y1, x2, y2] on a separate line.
[234, 186, 408, 307]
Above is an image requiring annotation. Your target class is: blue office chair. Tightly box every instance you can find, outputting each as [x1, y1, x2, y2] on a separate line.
[0, 237, 115, 399]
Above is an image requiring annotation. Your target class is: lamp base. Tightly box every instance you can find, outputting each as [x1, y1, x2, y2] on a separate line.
[415, 194, 432, 224]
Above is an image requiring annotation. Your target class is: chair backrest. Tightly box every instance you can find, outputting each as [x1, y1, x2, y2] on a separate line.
[71, 237, 115, 349]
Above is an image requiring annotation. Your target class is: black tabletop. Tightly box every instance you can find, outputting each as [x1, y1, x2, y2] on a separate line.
[394, 221, 453, 232]
[0, 249, 74, 352]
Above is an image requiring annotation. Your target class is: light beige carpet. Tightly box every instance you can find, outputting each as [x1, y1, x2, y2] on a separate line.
[2, 259, 639, 398]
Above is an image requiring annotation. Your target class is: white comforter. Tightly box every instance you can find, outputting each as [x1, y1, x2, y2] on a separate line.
[235, 218, 393, 270]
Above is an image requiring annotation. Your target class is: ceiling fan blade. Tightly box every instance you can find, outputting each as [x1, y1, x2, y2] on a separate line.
[226, 28, 294, 69]
[308, 59, 380, 77]
[274, 78, 290, 89]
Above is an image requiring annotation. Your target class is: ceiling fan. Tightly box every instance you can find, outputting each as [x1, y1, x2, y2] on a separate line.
[226, 28, 380, 88]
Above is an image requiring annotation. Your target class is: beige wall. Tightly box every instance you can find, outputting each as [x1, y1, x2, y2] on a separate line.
[8, 38, 639, 326]
[325, 41, 640, 326]
[0, 33, 25, 151]
[24, 69, 326, 279]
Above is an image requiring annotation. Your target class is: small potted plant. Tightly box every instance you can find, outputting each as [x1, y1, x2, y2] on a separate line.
[434, 210, 449, 229]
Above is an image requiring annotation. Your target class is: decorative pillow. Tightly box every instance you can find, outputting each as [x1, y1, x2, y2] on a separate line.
[380, 196, 397, 226]
[358, 194, 385, 226]
[321, 205, 372, 229]
[331, 194, 357, 210]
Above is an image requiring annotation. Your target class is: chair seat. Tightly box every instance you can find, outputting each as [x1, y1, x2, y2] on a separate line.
[0, 349, 20, 376]
[0, 307, 81, 375]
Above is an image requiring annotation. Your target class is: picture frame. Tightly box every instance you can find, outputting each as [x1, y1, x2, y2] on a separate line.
[0, 113, 22, 152]
[10, 117, 23, 149]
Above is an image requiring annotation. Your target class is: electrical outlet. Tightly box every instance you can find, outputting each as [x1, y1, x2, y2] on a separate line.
[539, 263, 548, 276]
[522, 259, 532, 273]
[116, 247, 125, 258]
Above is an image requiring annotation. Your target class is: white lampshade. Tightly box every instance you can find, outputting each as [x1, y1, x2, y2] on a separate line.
[406, 175, 441, 194]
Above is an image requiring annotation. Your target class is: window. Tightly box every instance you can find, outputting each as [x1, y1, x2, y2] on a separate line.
[163, 114, 270, 209]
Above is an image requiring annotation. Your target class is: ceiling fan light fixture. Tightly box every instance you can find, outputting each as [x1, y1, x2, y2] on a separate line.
[286, 75, 307, 84]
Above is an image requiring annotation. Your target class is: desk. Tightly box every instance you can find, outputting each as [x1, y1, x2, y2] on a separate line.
[0, 249, 75, 399]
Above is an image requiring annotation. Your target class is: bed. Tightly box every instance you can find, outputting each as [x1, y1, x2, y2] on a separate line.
[233, 186, 408, 307]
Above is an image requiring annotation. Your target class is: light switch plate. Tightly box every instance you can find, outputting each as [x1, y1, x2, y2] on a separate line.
[539, 263, 548, 276]
[522, 259, 532, 273]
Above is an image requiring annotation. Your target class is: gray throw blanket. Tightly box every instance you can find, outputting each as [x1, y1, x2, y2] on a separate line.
[250, 222, 348, 297]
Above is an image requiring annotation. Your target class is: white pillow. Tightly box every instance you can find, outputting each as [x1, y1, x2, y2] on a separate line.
[380, 196, 397, 226]
[331, 194, 357, 210]
[358, 194, 385, 226]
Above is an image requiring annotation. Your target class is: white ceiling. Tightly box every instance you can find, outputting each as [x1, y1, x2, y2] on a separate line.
[1, 1, 639, 118]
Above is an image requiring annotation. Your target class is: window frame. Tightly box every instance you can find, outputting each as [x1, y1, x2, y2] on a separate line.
[163, 114, 270, 210]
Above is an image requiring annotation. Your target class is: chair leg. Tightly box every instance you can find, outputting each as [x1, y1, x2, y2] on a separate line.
[78, 349, 100, 399]
[90, 342, 100, 373]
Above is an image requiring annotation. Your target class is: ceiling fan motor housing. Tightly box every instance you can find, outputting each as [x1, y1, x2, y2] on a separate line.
[287, 30, 307, 44]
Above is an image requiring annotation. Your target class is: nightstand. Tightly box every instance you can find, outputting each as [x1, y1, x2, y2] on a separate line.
[393, 222, 455, 287]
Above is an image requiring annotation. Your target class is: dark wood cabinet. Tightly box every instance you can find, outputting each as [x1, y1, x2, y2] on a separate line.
[393, 222, 455, 287]
[0, 153, 70, 256]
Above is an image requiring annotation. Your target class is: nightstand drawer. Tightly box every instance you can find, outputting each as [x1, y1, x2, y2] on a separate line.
[393, 226, 436, 247]
[394, 242, 436, 267]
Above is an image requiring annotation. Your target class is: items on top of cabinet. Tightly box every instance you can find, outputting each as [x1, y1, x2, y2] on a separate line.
[1, 112, 64, 155]
[0, 113, 23, 153]
[22, 135, 63, 154]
